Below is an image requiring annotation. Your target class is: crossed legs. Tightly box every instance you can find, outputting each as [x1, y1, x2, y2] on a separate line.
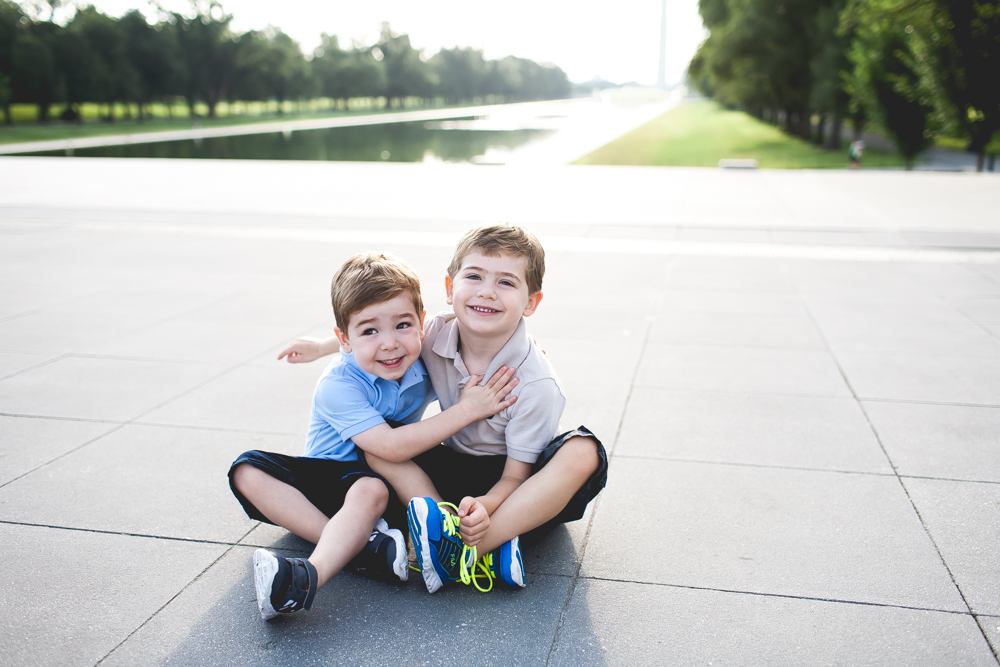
[367, 435, 601, 555]
[231, 463, 388, 588]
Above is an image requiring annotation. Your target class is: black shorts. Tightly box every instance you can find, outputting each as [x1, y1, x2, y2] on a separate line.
[411, 426, 608, 540]
[228, 450, 407, 534]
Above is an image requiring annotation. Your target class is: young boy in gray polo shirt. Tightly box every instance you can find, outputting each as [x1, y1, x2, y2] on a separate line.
[281, 224, 608, 593]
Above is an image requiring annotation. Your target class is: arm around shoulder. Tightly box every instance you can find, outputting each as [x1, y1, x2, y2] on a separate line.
[351, 366, 520, 463]
[277, 336, 340, 363]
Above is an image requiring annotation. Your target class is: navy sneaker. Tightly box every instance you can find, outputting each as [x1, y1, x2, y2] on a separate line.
[480, 536, 525, 588]
[349, 518, 408, 584]
[253, 549, 318, 620]
[408, 497, 482, 593]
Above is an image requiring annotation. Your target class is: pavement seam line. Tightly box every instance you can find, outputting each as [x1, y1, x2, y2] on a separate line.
[626, 384, 1000, 409]
[0, 422, 128, 491]
[0, 412, 126, 424]
[0, 352, 70, 382]
[794, 275, 999, 665]
[579, 575, 975, 616]
[0, 322, 324, 491]
[611, 453, 1000, 486]
[16, 215, 1000, 264]
[0, 308, 41, 324]
[0, 519, 244, 547]
[8, 205, 1000, 240]
[94, 524, 259, 666]
[543, 283, 664, 666]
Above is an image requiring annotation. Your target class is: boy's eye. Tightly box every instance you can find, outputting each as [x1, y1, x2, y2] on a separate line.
[362, 328, 377, 336]
[499, 280, 515, 287]
[396, 321, 411, 329]
[464, 273, 481, 281]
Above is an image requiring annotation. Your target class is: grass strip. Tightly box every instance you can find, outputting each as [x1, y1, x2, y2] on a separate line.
[575, 99, 908, 169]
[0, 104, 417, 146]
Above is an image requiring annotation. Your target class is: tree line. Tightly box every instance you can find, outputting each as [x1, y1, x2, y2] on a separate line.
[0, 1, 571, 125]
[688, 0, 999, 170]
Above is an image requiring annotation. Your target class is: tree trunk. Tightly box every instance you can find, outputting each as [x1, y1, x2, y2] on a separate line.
[3, 103, 10, 125]
[977, 151, 985, 173]
[815, 113, 826, 145]
[827, 110, 842, 149]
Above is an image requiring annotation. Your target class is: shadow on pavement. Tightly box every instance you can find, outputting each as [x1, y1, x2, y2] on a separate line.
[106, 525, 606, 666]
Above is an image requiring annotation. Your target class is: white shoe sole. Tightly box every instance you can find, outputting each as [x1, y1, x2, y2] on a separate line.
[408, 498, 442, 593]
[253, 549, 280, 621]
[508, 536, 525, 587]
[375, 518, 409, 582]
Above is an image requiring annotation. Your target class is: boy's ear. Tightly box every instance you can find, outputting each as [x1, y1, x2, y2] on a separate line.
[334, 327, 352, 354]
[445, 275, 454, 305]
[419, 311, 426, 340]
[522, 291, 543, 317]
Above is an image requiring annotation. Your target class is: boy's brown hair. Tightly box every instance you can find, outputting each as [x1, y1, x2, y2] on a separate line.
[331, 252, 424, 331]
[447, 223, 546, 294]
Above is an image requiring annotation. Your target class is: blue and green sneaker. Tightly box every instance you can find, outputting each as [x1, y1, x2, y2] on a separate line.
[408, 497, 492, 593]
[479, 536, 525, 588]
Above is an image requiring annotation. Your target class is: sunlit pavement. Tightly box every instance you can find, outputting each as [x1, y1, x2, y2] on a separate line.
[1, 156, 999, 666]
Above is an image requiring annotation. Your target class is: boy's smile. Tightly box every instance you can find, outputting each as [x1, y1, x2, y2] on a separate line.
[335, 294, 424, 382]
[447, 251, 542, 343]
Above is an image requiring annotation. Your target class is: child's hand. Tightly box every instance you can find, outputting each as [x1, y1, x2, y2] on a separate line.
[458, 366, 518, 422]
[457, 497, 489, 547]
[277, 337, 329, 363]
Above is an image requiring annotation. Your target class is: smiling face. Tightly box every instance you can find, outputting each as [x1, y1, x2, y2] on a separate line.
[446, 251, 543, 343]
[335, 293, 424, 382]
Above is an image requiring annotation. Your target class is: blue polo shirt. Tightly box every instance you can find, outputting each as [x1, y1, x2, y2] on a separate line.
[304, 352, 435, 461]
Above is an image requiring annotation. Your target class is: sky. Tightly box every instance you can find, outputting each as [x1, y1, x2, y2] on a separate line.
[78, 0, 707, 86]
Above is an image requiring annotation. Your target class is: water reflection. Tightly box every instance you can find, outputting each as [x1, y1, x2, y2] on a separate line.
[30, 121, 553, 163]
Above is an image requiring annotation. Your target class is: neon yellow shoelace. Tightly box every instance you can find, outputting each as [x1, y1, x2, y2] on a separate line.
[439, 502, 494, 593]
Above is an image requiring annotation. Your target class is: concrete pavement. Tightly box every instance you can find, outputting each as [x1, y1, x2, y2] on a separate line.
[1, 157, 999, 665]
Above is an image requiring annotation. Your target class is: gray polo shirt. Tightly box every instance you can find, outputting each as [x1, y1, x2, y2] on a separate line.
[421, 312, 566, 463]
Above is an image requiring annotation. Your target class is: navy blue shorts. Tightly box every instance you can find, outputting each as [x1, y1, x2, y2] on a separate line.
[228, 450, 408, 534]
[411, 426, 608, 541]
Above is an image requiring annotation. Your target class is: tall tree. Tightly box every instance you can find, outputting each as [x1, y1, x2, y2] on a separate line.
[120, 10, 181, 121]
[0, 1, 23, 123]
[11, 24, 57, 121]
[431, 47, 488, 103]
[172, 2, 239, 117]
[693, 0, 826, 138]
[377, 23, 435, 106]
[933, 0, 1000, 170]
[810, 0, 852, 146]
[69, 6, 138, 121]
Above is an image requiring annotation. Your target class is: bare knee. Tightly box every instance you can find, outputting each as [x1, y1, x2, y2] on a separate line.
[345, 476, 389, 512]
[231, 463, 264, 495]
[553, 436, 601, 479]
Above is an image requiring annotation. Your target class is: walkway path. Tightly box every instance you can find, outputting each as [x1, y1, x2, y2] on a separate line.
[1, 157, 999, 665]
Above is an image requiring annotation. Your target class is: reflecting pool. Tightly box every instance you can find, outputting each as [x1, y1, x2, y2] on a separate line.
[29, 120, 554, 163]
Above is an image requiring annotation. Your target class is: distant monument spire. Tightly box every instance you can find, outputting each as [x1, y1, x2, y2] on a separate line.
[657, 0, 667, 88]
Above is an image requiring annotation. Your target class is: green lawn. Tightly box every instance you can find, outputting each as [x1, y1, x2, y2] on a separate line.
[575, 99, 908, 169]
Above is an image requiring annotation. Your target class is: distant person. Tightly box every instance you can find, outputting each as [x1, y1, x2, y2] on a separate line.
[230, 252, 518, 620]
[280, 223, 608, 595]
[849, 139, 865, 169]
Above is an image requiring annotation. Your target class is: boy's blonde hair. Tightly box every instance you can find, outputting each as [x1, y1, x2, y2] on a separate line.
[447, 223, 545, 295]
[331, 252, 424, 331]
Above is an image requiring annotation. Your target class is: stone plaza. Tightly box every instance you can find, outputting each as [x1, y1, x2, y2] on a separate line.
[1, 156, 999, 665]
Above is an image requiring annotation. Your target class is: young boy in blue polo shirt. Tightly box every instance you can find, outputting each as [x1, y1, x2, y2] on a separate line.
[230, 252, 517, 620]
[279, 224, 609, 594]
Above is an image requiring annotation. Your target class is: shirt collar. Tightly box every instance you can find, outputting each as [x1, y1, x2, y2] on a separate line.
[431, 316, 530, 382]
[342, 351, 427, 390]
